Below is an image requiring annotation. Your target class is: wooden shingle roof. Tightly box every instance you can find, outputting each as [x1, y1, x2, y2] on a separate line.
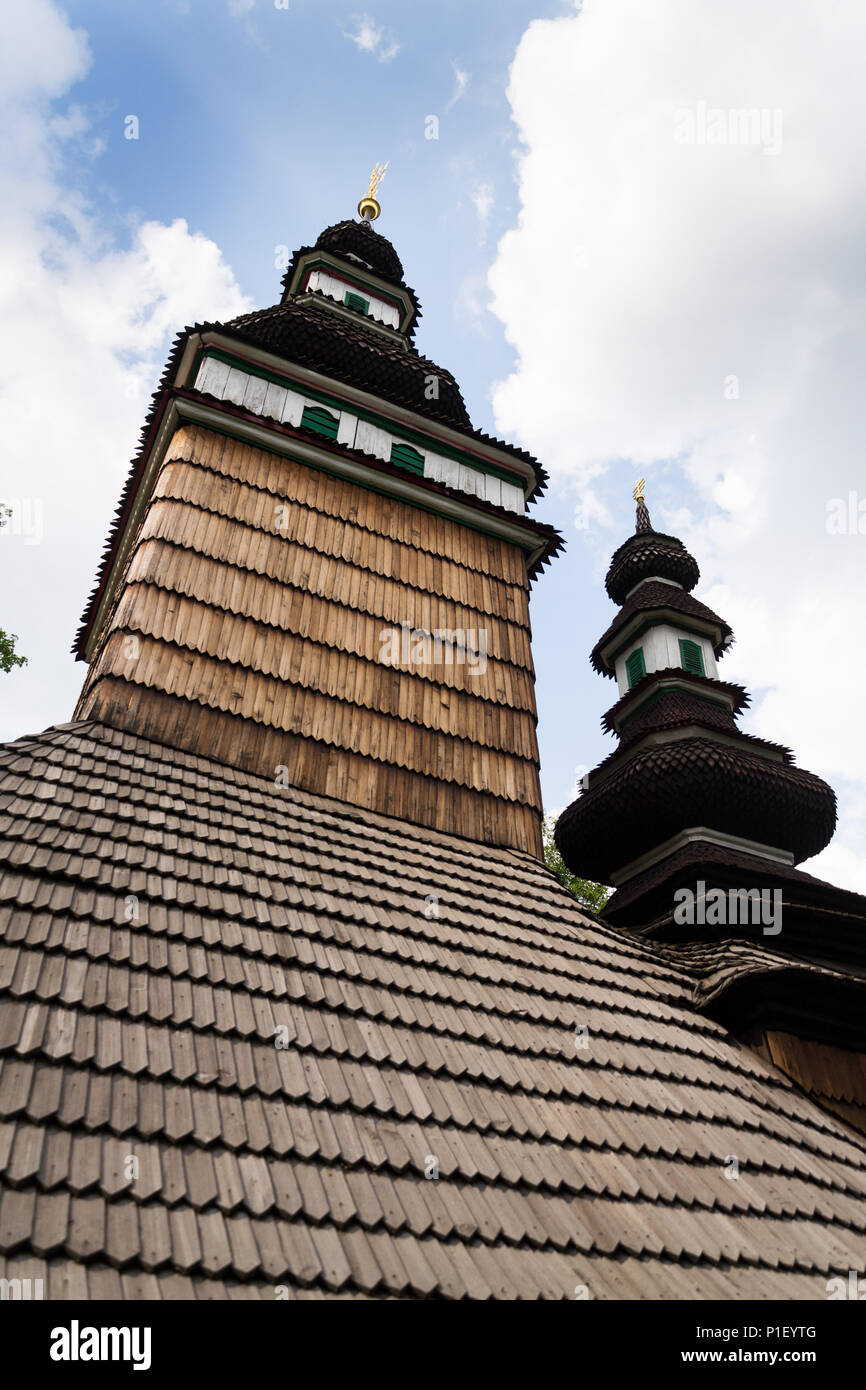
[1, 721, 866, 1299]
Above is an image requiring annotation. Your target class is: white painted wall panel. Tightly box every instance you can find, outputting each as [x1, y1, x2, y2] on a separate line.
[308, 269, 400, 328]
[354, 419, 392, 460]
[279, 389, 305, 427]
[337, 413, 358, 448]
[435, 456, 461, 491]
[423, 453, 446, 485]
[193, 359, 528, 522]
[262, 381, 287, 422]
[500, 481, 525, 515]
[370, 301, 400, 329]
[614, 623, 719, 695]
[196, 357, 230, 398]
[458, 463, 480, 497]
[483, 474, 502, 508]
[222, 367, 249, 407]
[242, 374, 268, 415]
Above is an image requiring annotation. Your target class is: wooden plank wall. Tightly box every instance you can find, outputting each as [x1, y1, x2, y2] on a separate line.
[77, 425, 544, 856]
[746, 1027, 866, 1136]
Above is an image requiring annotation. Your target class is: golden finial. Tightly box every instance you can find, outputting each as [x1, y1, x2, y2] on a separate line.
[358, 161, 389, 222]
[633, 478, 646, 502]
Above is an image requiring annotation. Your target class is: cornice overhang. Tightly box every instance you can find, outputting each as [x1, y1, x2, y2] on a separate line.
[601, 841, 866, 942]
[586, 722, 788, 793]
[597, 607, 729, 673]
[623, 574, 684, 601]
[699, 957, 866, 1054]
[604, 670, 745, 735]
[609, 825, 797, 886]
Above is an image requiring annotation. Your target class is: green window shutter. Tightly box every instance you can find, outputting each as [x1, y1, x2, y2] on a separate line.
[344, 291, 370, 316]
[625, 648, 646, 688]
[679, 638, 705, 676]
[300, 405, 339, 441]
[390, 441, 425, 475]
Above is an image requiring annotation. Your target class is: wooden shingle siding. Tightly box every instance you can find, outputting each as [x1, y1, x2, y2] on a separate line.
[92, 619, 541, 767]
[125, 540, 533, 669]
[112, 581, 536, 710]
[78, 425, 543, 855]
[164, 428, 529, 585]
[74, 687, 543, 852]
[135, 499, 527, 622]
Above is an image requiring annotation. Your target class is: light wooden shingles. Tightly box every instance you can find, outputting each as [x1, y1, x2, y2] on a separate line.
[81, 424, 543, 854]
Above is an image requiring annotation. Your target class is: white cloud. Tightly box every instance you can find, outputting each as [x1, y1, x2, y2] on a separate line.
[491, 0, 866, 891]
[343, 14, 399, 63]
[471, 181, 494, 244]
[446, 61, 470, 111]
[453, 273, 492, 337]
[0, 0, 251, 744]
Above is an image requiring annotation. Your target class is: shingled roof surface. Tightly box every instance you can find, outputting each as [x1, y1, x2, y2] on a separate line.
[1, 721, 866, 1300]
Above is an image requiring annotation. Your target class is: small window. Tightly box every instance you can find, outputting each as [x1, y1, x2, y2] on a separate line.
[344, 291, 370, 316]
[390, 441, 425, 475]
[679, 638, 705, 676]
[300, 405, 339, 440]
[625, 648, 646, 688]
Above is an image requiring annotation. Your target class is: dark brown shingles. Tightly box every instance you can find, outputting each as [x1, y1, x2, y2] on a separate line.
[2, 722, 866, 1298]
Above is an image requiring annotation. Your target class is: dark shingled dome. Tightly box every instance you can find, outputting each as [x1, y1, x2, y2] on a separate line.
[605, 530, 701, 605]
[315, 219, 404, 284]
[555, 737, 837, 882]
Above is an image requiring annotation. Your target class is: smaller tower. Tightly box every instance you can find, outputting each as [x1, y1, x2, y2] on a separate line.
[555, 487, 866, 1121]
[555, 488, 838, 929]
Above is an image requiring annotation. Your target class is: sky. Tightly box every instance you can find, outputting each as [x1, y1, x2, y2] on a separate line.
[1, 0, 864, 890]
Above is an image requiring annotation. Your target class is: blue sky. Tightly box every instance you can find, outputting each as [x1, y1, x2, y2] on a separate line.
[3, 0, 865, 889]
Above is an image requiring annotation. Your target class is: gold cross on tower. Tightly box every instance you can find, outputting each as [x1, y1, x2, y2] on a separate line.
[358, 162, 389, 222]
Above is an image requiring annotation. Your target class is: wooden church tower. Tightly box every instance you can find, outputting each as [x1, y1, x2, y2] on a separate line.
[72, 177, 562, 857]
[556, 486, 866, 1131]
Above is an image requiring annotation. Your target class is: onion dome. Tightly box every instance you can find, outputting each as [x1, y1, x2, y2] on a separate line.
[314, 219, 404, 286]
[556, 738, 836, 884]
[605, 494, 700, 604]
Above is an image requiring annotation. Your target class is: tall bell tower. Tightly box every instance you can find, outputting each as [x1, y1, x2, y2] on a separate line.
[73, 179, 563, 856]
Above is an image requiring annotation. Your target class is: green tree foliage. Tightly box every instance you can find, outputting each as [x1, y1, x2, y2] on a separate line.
[0, 506, 27, 672]
[0, 630, 26, 673]
[542, 814, 610, 913]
